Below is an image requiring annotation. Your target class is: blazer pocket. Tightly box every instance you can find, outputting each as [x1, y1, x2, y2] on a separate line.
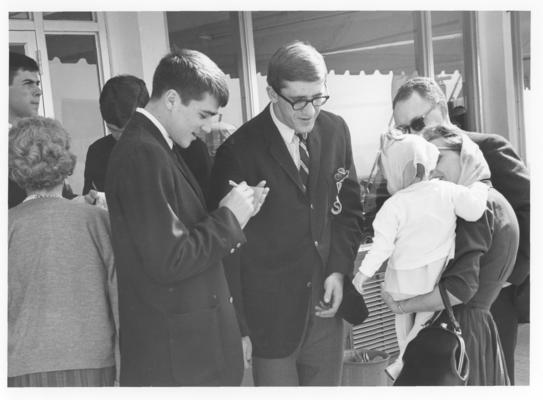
[167, 306, 225, 385]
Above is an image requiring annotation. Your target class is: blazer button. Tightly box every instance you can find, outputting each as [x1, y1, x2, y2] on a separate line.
[229, 296, 234, 303]
[314, 240, 319, 247]
[230, 248, 236, 254]
[236, 242, 241, 248]
[306, 282, 312, 288]
[310, 203, 314, 210]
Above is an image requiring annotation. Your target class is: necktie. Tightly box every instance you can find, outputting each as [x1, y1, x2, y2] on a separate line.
[296, 132, 310, 192]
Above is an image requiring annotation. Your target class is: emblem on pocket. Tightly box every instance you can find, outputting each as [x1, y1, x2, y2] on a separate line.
[332, 167, 349, 215]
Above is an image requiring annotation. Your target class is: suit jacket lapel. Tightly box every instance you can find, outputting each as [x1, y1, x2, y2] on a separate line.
[264, 108, 306, 193]
[135, 113, 206, 208]
[172, 144, 206, 206]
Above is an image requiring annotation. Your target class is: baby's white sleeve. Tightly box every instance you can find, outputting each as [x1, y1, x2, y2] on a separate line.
[358, 199, 399, 277]
[451, 181, 489, 221]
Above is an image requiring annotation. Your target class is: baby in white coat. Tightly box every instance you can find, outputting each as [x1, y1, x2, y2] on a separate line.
[353, 131, 489, 380]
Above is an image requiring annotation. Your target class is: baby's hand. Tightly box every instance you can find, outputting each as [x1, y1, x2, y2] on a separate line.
[352, 272, 369, 295]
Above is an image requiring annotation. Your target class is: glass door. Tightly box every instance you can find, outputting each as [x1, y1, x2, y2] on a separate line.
[44, 33, 106, 194]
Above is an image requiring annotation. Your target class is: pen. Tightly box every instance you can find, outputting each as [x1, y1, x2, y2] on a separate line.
[228, 180, 238, 187]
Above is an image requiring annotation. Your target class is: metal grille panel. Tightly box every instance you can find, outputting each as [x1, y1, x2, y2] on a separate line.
[349, 245, 399, 356]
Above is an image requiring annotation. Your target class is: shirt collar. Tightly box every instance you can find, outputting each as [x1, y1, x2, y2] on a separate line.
[269, 103, 296, 144]
[136, 107, 173, 149]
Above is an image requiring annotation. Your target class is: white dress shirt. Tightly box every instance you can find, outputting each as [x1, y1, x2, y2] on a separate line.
[269, 104, 303, 169]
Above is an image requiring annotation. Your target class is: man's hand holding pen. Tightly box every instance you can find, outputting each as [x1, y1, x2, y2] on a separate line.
[219, 180, 270, 228]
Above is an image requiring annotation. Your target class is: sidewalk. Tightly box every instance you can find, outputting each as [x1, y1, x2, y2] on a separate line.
[515, 323, 530, 385]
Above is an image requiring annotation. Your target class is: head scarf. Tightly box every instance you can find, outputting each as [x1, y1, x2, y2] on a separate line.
[456, 133, 491, 186]
[380, 132, 440, 194]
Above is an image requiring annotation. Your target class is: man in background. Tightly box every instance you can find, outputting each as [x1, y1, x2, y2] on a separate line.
[83, 74, 149, 194]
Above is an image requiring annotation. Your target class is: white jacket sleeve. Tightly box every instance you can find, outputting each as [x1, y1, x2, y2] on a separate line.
[358, 198, 399, 277]
[451, 181, 489, 222]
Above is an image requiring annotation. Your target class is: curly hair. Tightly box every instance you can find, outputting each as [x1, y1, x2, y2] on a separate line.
[9, 117, 76, 191]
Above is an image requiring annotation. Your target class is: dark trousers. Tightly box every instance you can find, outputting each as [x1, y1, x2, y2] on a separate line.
[252, 312, 344, 386]
[491, 285, 518, 384]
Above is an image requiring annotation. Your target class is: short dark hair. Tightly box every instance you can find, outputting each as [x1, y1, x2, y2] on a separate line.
[267, 41, 327, 92]
[9, 52, 39, 85]
[99, 75, 150, 128]
[151, 49, 229, 107]
[392, 77, 447, 109]
[9, 117, 76, 191]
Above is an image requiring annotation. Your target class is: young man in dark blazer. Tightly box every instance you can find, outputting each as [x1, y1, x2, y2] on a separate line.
[392, 77, 530, 384]
[105, 50, 263, 386]
[208, 41, 364, 386]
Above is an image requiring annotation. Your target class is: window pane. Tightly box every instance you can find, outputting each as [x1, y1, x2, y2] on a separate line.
[43, 12, 95, 21]
[167, 11, 244, 136]
[520, 12, 530, 90]
[431, 11, 469, 130]
[9, 44, 26, 54]
[9, 12, 32, 20]
[45, 34, 104, 194]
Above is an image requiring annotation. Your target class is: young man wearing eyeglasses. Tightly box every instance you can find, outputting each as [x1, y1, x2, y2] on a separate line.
[392, 76, 530, 384]
[208, 41, 363, 386]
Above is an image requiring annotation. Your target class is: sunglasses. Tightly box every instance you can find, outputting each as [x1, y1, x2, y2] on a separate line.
[396, 103, 439, 134]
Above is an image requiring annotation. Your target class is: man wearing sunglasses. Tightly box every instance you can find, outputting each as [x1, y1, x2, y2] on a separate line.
[208, 41, 363, 386]
[392, 77, 530, 384]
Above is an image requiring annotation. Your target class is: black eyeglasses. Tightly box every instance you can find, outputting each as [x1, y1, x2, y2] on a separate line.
[396, 103, 438, 134]
[276, 91, 330, 111]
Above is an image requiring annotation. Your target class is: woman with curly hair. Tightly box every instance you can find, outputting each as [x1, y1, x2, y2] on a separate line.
[8, 117, 119, 387]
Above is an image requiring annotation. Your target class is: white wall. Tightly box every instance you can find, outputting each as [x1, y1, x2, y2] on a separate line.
[478, 11, 523, 157]
[104, 12, 145, 79]
[137, 12, 170, 92]
[104, 12, 169, 92]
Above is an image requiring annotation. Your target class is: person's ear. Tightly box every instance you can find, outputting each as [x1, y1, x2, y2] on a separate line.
[164, 89, 179, 111]
[266, 86, 279, 104]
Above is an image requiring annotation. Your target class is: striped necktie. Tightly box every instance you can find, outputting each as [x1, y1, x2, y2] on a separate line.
[296, 132, 310, 192]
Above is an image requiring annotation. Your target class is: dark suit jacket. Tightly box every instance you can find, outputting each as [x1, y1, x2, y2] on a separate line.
[208, 105, 363, 358]
[83, 134, 117, 194]
[105, 112, 245, 386]
[465, 131, 530, 285]
[176, 137, 213, 195]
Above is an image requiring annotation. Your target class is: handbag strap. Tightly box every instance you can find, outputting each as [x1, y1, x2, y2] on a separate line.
[438, 283, 462, 334]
